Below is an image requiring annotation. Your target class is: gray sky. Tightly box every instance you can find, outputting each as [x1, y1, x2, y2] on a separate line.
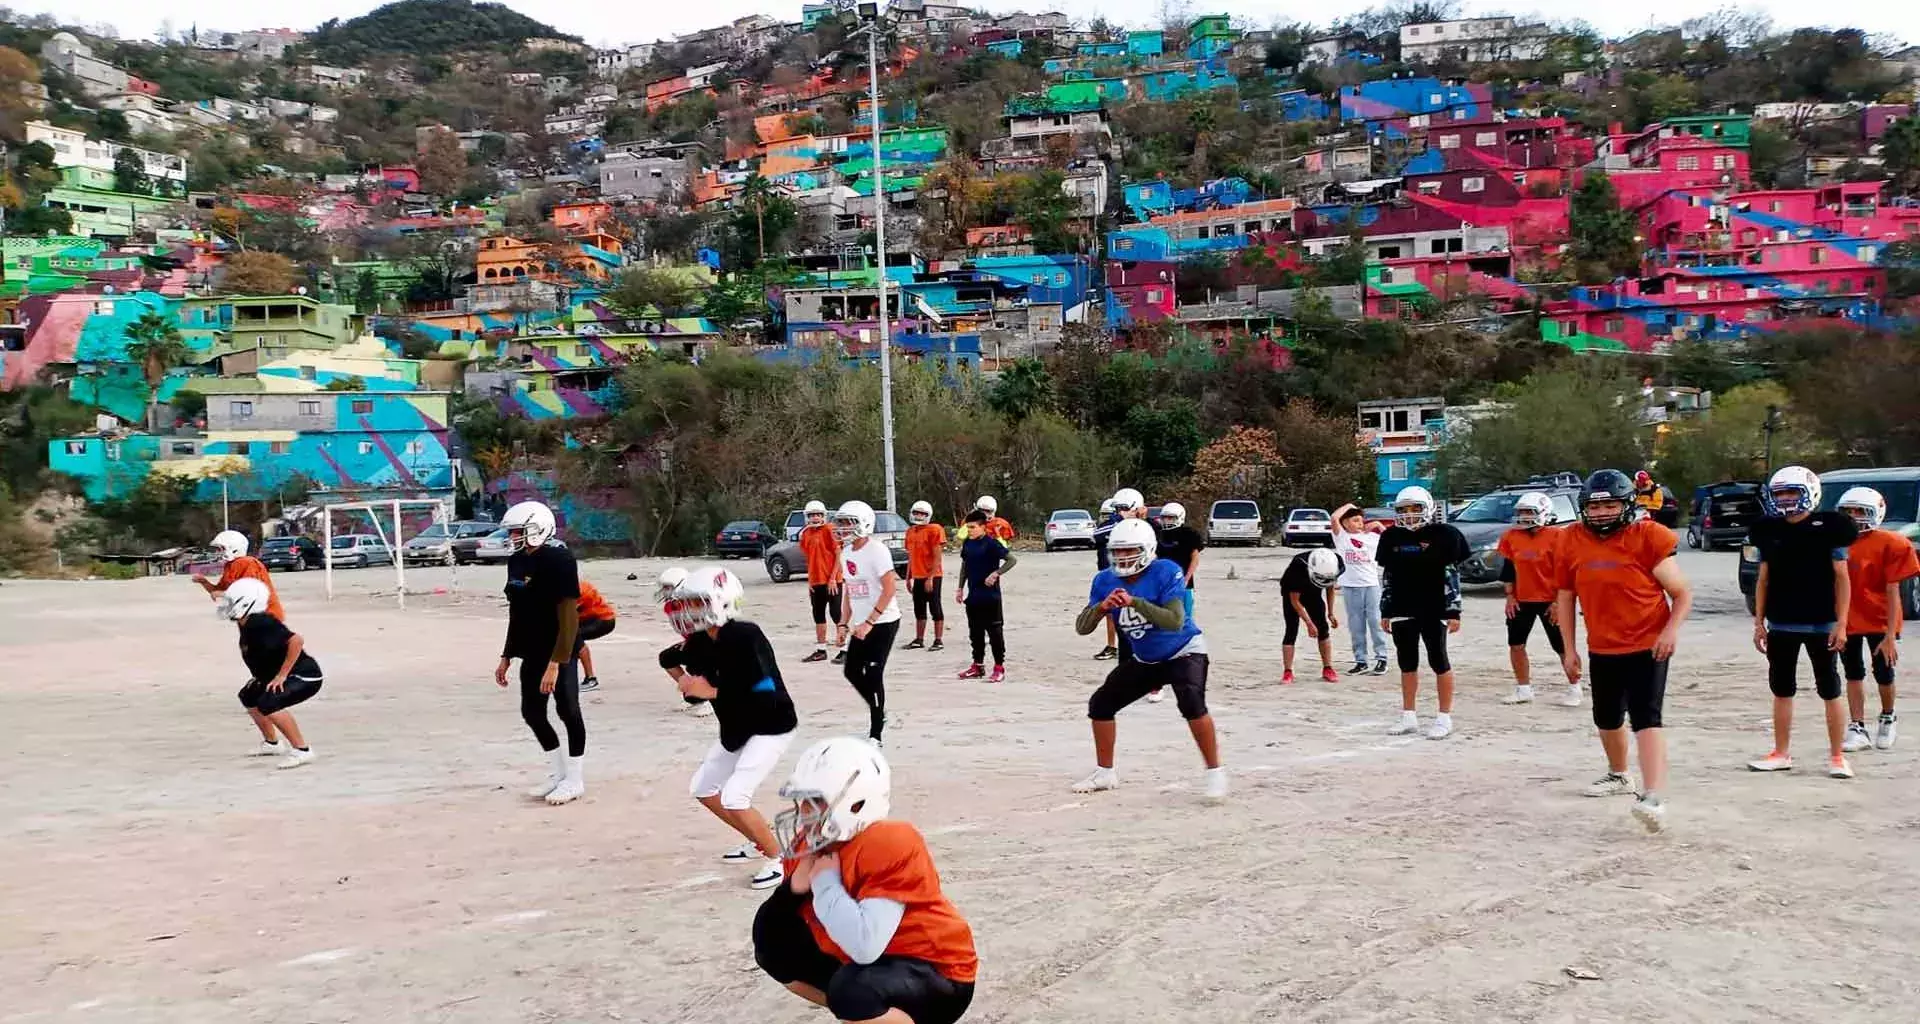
[21, 0, 1920, 50]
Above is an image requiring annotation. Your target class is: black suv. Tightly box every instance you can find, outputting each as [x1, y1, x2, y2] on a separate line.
[1739, 468, 1920, 616]
[258, 535, 322, 572]
[1687, 481, 1761, 551]
[1452, 474, 1585, 588]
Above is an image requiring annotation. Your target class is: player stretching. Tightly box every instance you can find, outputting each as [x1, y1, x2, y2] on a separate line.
[836, 501, 901, 745]
[664, 568, 798, 890]
[903, 500, 948, 651]
[1748, 466, 1859, 778]
[1498, 491, 1576, 706]
[755, 737, 978, 1024]
[798, 500, 846, 664]
[575, 579, 616, 692]
[1280, 548, 1342, 683]
[1378, 486, 1469, 739]
[196, 530, 294, 755]
[1071, 518, 1226, 801]
[1090, 488, 1147, 660]
[955, 509, 1017, 681]
[1837, 488, 1918, 752]
[221, 578, 323, 770]
[493, 501, 588, 806]
[653, 567, 713, 717]
[1554, 470, 1691, 833]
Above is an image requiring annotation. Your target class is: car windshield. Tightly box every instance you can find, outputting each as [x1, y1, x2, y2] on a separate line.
[262, 538, 297, 548]
[1213, 502, 1258, 519]
[331, 536, 358, 548]
[1820, 479, 1920, 524]
[786, 511, 807, 527]
[1453, 493, 1525, 523]
[486, 529, 509, 541]
[1290, 510, 1329, 522]
[875, 512, 908, 533]
[723, 520, 760, 531]
[415, 524, 451, 540]
[1052, 510, 1092, 521]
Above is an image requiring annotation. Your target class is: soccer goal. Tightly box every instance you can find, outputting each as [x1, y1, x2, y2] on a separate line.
[319, 497, 454, 608]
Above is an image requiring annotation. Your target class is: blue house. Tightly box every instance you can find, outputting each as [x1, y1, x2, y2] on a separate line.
[1357, 397, 1445, 503]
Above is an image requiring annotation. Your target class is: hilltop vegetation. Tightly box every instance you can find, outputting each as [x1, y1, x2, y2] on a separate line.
[307, 0, 576, 63]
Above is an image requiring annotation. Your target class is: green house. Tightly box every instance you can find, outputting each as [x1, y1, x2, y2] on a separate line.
[1660, 114, 1752, 150]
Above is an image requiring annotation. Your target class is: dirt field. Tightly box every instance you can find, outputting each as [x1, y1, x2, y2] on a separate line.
[4, 544, 1918, 1024]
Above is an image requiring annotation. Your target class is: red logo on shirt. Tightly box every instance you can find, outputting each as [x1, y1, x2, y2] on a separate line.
[845, 559, 859, 577]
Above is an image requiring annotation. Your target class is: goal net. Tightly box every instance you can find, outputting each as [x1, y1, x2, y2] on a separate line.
[317, 497, 454, 608]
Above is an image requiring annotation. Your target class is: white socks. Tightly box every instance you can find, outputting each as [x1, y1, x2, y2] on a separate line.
[545, 755, 586, 805]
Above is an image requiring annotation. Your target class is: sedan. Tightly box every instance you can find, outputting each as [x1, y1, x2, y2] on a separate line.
[1044, 508, 1096, 551]
[471, 528, 514, 565]
[402, 521, 496, 566]
[258, 535, 322, 572]
[715, 520, 777, 559]
[1281, 508, 1334, 547]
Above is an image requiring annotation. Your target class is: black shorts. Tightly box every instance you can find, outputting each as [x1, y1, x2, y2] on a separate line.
[1506, 601, 1564, 654]
[911, 576, 945, 622]
[1843, 633, 1897, 685]
[809, 584, 836, 626]
[1282, 592, 1328, 645]
[1390, 617, 1452, 674]
[238, 674, 323, 715]
[754, 885, 975, 1024]
[1767, 630, 1841, 700]
[577, 616, 615, 644]
[1088, 654, 1209, 721]
[1588, 650, 1667, 731]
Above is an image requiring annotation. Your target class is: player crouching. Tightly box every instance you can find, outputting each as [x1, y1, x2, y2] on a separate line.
[221, 578, 323, 770]
[755, 737, 978, 1024]
[653, 567, 713, 717]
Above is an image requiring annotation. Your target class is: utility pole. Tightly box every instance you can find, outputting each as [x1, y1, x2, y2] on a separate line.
[1762, 404, 1782, 475]
[859, 2, 897, 512]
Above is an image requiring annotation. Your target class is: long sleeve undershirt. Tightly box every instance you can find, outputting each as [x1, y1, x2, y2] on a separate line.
[550, 601, 578, 664]
[810, 866, 905, 965]
[1074, 595, 1184, 635]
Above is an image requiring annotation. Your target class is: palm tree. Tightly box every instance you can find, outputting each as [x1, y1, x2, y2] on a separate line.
[739, 174, 777, 261]
[122, 310, 192, 389]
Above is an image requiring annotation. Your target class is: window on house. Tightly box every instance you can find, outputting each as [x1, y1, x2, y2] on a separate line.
[1462, 177, 1485, 192]
[1676, 156, 1699, 170]
[63, 441, 87, 456]
[1714, 154, 1735, 170]
[271, 441, 290, 454]
[1839, 277, 1852, 292]
[1379, 268, 1397, 284]
[1475, 132, 1497, 146]
[1860, 245, 1878, 262]
[1605, 317, 1625, 333]
[1428, 93, 1442, 105]
[1418, 181, 1442, 195]
[299, 400, 321, 416]
[357, 441, 375, 455]
[1439, 134, 1461, 149]
[1377, 245, 1403, 258]
[1244, 221, 1262, 234]
[1196, 226, 1210, 239]
[1360, 412, 1382, 429]
[229, 401, 253, 419]
[1408, 26, 1420, 35]
[351, 399, 374, 414]
[299, 365, 317, 380]
[1145, 289, 1163, 303]
[1513, 172, 1527, 186]
[1770, 201, 1783, 213]
[1389, 458, 1410, 481]
[1810, 247, 1826, 265]
[171, 441, 196, 455]
[404, 440, 426, 455]
[1562, 318, 1578, 332]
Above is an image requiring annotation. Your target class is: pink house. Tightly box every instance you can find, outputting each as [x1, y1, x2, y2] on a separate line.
[1863, 104, 1912, 142]
[1104, 260, 1177, 327]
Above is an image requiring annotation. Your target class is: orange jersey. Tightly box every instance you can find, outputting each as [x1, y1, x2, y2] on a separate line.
[577, 580, 615, 622]
[795, 820, 978, 984]
[905, 523, 947, 579]
[800, 523, 843, 585]
[218, 557, 285, 622]
[1497, 525, 1563, 603]
[984, 516, 1015, 542]
[1847, 529, 1920, 636]
[1555, 520, 1679, 655]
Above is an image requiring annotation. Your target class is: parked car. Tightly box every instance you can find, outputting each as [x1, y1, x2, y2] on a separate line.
[1280, 508, 1334, 547]
[1362, 507, 1396, 528]
[258, 535, 322, 572]
[715, 519, 778, 558]
[1452, 481, 1583, 587]
[448, 520, 504, 564]
[1206, 499, 1263, 546]
[328, 534, 394, 568]
[471, 528, 515, 565]
[402, 521, 497, 566]
[1687, 481, 1762, 550]
[765, 509, 910, 583]
[783, 508, 810, 543]
[1044, 508, 1096, 551]
[1741, 467, 1920, 616]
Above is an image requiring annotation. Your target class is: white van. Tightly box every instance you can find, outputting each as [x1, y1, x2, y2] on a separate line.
[1207, 499, 1262, 546]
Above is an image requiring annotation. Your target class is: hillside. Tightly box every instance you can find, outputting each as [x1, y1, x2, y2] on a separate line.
[307, 0, 577, 62]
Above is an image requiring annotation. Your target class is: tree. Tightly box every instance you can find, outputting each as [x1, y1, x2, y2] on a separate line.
[122, 310, 191, 388]
[0, 45, 43, 140]
[1882, 116, 1920, 194]
[1656, 382, 1832, 500]
[997, 170, 1080, 254]
[353, 268, 381, 312]
[112, 147, 151, 195]
[220, 251, 297, 295]
[1437, 365, 1648, 494]
[986, 358, 1054, 422]
[416, 127, 467, 199]
[1569, 173, 1639, 282]
[737, 174, 779, 262]
[608, 266, 702, 320]
[1121, 399, 1204, 486]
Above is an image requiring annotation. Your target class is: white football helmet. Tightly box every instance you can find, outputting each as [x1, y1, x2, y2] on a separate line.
[1836, 486, 1886, 529]
[501, 501, 557, 551]
[975, 495, 998, 515]
[652, 566, 689, 604]
[909, 500, 934, 525]
[1107, 517, 1158, 574]
[1306, 548, 1341, 587]
[1111, 487, 1145, 513]
[1158, 501, 1187, 529]
[665, 567, 744, 635]
[1393, 486, 1435, 529]
[1099, 498, 1116, 517]
[773, 736, 892, 860]
[212, 530, 249, 562]
[219, 577, 272, 620]
[834, 500, 875, 541]
[804, 499, 828, 526]
[1513, 491, 1553, 529]
[1767, 466, 1820, 516]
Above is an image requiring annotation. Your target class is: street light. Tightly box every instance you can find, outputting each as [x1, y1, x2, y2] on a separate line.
[856, 0, 897, 513]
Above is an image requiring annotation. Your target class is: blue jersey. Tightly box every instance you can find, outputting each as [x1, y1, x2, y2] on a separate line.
[1090, 558, 1201, 663]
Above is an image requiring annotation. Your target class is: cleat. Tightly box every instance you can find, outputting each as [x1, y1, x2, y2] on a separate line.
[1557, 685, 1583, 707]
[1370, 659, 1389, 675]
[578, 675, 600, 692]
[1747, 752, 1794, 772]
[929, 639, 945, 652]
[902, 638, 925, 650]
[1829, 755, 1855, 779]
[1388, 712, 1420, 736]
[276, 747, 315, 770]
[250, 740, 287, 757]
[1502, 685, 1534, 705]
[801, 649, 828, 663]
[1584, 772, 1634, 797]
[1349, 661, 1368, 674]
[1426, 715, 1454, 740]
[1843, 721, 1873, 752]
[1321, 667, 1340, 683]
[721, 843, 759, 862]
[1876, 713, 1899, 750]
[1093, 645, 1118, 661]
[1280, 670, 1295, 685]
[956, 664, 985, 680]
[990, 665, 1005, 683]
[1071, 767, 1120, 793]
[1146, 688, 1165, 702]
[1631, 796, 1667, 834]
[749, 859, 785, 890]
[1203, 767, 1228, 803]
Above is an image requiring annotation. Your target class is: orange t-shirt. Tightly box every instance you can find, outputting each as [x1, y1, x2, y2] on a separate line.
[218, 557, 285, 622]
[905, 524, 947, 579]
[577, 580, 615, 622]
[984, 516, 1015, 542]
[1554, 520, 1679, 655]
[800, 524, 843, 585]
[1497, 525, 1563, 603]
[795, 820, 978, 984]
[1847, 529, 1920, 637]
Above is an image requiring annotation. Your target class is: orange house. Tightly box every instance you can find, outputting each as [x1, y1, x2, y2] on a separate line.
[476, 235, 544, 284]
[551, 201, 612, 235]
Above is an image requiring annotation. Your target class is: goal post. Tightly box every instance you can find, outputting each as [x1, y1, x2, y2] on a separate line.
[320, 497, 453, 608]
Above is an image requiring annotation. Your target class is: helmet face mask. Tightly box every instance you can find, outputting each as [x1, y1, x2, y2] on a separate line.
[1111, 487, 1144, 513]
[1306, 548, 1341, 587]
[501, 501, 555, 552]
[1836, 486, 1885, 529]
[909, 500, 933, 525]
[1513, 492, 1552, 530]
[833, 500, 875, 543]
[1158, 501, 1186, 529]
[1765, 466, 1821, 518]
[212, 530, 249, 563]
[1106, 518, 1158, 575]
[1577, 469, 1638, 535]
[773, 737, 891, 860]
[219, 578, 271, 621]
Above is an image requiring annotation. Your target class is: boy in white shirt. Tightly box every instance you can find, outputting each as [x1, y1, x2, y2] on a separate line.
[835, 501, 903, 745]
[1333, 503, 1390, 675]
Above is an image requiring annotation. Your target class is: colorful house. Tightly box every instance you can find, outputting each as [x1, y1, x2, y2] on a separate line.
[1338, 78, 1494, 138]
[1357, 397, 1445, 503]
[1185, 15, 1239, 60]
[1104, 260, 1178, 327]
[1107, 199, 1299, 262]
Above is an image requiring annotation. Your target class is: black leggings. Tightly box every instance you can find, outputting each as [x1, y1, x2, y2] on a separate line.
[1767, 630, 1841, 700]
[1391, 617, 1452, 673]
[1282, 592, 1328, 646]
[1843, 633, 1897, 686]
[965, 599, 1005, 665]
[577, 617, 615, 644]
[1506, 601, 1564, 654]
[520, 656, 586, 756]
[754, 884, 975, 1024]
[809, 584, 836, 626]
[912, 577, 945, 623]
[845, 620, 899, 741]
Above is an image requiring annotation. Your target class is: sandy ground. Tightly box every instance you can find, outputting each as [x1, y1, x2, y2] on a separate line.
[3, 544, 1919, 1024]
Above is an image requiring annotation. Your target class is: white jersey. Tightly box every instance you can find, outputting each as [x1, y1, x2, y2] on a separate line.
[840, 538, 902, 625]
[1337, 530, 1381, 588]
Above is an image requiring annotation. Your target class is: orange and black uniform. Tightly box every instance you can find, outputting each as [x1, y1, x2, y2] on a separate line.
[801, 523, 843, 626]
[577, 580, 617, 645]
[1557, 519, 1679, 732]
[906, 523, 948, 624]
[1497, 525, 1564, 654]
[756, 820, 977, 1024]
[217, 556, 286, 622]
[1844, 529, 1920, 685]
[983, 516, 1015, 543]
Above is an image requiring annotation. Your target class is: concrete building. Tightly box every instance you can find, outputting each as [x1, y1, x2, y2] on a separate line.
[39, 32, 128, 98]
[25, 121, 189, 189]
[599, 152, 690, 201]
[1398, 17, 1549, 65]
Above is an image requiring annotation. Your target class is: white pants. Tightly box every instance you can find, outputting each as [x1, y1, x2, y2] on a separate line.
[1344, 585, 1388, 662]
[689, 732, 794, 810]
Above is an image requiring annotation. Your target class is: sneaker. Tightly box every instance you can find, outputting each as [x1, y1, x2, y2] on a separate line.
[1203, 767, 1228, 803]
[957, 664, 985, 679]
[249, 740, 286, 757]
[1829, 755, 1856, 779]
[578, 675, 600, 692]
[749, 859, 785, 890]
[1747, 752, 1794, 772]
[720, 843, 759, 862]
[1321, 667, 1340, 683]
[1631, 795, 1667, 834]
[831, 649, 847, 665]
[1093, 645, 1118, 661]
[1842, 721, 1874, 753]
[1349, 661, 1369, 675]
[1280, 670, 1296, 685]
[1557, 685, 1583, 707]
[1502, 685, 1534, 705]
[1146, 688, 1165, 702]
[1388, 711, 1420, 736]
[902, 637, 925, 650]
[1072, 767, 1120, 793]
[1425, 714, 1454, 740]
[929, 639, 945, 652]
[276, 747, 315, 770]
[1370, 659, 1389, 675]
[1584, 772, 1634, 797]
[1877, 712, 1899, 750]
[801, 649, 828, 664]
[690, 701, 714, 718]
[990, 665, 1005, 683]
